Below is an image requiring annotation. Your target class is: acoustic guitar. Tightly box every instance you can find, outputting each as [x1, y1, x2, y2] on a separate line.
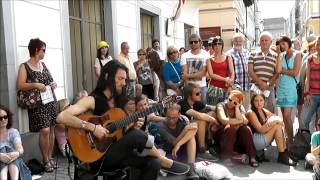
[67, 95, 182, 163]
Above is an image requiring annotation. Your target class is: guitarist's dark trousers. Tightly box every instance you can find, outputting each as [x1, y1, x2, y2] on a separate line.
[90, 128, 161, 180]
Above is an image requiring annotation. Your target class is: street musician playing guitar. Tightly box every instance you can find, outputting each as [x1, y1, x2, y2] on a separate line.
[57, 60, 189, 180]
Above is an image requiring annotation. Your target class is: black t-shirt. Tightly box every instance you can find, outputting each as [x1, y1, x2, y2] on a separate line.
[179, 99, 205, 120]
[92, 93, 111, 116]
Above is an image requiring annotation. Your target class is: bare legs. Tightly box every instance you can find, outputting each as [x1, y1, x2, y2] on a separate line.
[281, 108, 294, 148]
[0, 164, 19, 180]
[39, 126, 55, 162]
[264, 124, 286, 152]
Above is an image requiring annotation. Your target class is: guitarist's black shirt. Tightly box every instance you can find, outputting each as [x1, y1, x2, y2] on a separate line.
[92, 93, 111, 116]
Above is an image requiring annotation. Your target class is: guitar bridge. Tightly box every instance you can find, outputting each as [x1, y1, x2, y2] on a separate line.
[87, 132, 96, 149]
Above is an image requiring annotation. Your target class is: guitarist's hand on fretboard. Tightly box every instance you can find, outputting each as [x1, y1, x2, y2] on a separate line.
[93, 124, 109, 139]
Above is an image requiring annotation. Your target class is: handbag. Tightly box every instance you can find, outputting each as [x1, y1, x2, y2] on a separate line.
[16, 63, 42, 109]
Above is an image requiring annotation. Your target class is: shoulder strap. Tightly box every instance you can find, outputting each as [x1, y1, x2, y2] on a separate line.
[169, 62, 181, 81]
[284, 55, 298, 84]
[23, 63, 36, 82]
[99, 59, 103, 68]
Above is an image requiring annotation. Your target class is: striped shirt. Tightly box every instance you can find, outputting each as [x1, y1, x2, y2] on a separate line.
[309, 55, 320, 95]
[227, 48, 251, 91]
[248, 51, 277, 83]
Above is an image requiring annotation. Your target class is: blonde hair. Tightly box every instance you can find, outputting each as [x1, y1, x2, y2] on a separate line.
[166, 46, 178, 58]
[229, 90, 244, 104]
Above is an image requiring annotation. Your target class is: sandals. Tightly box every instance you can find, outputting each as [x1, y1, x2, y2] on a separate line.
[249, 159, 259, 167]
[43, 160, 54, 172]
[49, 158, 58, 169]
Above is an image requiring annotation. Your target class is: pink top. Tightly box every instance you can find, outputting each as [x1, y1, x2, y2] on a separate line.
[209, 57, 228, 88]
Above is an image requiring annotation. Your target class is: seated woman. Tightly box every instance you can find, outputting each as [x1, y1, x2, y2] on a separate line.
[246, 93, 297, 166]
[0, 105, 31, 180]
[215, 90, 258, 167]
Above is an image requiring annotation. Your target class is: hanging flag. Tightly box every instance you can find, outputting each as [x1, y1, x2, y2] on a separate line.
[171, 0, 186, 21]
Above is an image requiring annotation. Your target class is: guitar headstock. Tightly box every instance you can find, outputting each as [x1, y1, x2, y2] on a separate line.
[161, 95, 183, 108]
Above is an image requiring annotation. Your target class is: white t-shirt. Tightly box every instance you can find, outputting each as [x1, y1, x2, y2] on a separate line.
[94, 56, 113, 68]
[180, 49, 209, 87]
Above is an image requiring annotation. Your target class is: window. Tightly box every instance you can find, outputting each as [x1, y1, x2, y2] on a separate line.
[140, 13, 154, 49]
[184, 24, 193, 49]
[68, 0, 104, 94]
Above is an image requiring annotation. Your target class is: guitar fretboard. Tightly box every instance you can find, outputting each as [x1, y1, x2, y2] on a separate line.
[113, 103, 163, 130]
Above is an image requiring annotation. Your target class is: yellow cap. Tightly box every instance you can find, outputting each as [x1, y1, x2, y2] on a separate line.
[97, 41, 109, 49]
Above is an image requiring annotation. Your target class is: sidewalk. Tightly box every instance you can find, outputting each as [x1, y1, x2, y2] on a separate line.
[40, 147, 313, 180]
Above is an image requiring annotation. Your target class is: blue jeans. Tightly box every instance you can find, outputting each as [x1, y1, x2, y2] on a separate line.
[201, 86, 207, 104]
[302, 94, 320, 130]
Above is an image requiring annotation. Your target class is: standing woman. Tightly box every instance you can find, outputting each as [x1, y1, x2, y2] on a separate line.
[0, 105, 32, 180]
[147, 51, 165, 102]
[17, 38, 58, 172]
[207, 36, 234, 105]
[94, 41, 113, 78]
[276, 36, 302, 148]
[134, 48, 154, 99]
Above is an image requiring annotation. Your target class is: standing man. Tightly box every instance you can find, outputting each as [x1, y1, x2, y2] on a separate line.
[181, 34, 210, 103]
[227, 33, 251, 110]
[152, 39, 165, 61]
[248, 31, 278, 113]
[118, 42, 137, 98]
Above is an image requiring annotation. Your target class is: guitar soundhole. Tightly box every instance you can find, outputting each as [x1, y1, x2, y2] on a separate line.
[89, 117, 115, 153]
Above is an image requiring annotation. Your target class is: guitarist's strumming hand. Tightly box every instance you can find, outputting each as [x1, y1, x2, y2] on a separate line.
[92, 124, 109, 139]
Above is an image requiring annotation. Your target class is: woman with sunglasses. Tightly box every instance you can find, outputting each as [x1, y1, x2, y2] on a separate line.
[134, 48, 154, 99]
[0, 105, 32, 180]
[163, 46, 183, 96]
[215, 90, 258, 167]
[246, 93, 297, 166]
[17, 38, 58, 172]
[207, 36, 234, 106]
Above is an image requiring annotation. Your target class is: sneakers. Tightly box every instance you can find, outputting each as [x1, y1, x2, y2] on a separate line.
[197, 150, 219, 162]
[161, 161, 190, 175]
[186, 163, 199, 180]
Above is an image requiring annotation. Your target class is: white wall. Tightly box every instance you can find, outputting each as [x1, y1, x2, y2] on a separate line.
[112, 0, 199, 61]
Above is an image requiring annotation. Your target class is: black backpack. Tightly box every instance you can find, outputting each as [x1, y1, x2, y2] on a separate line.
[26, 159, 45, 175]
[289, 129, 311, 160]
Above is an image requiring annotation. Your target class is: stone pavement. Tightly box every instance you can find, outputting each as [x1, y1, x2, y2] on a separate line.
[39, 146, 314, 180]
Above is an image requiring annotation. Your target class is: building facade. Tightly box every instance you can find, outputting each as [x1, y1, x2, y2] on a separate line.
[0, 0, 200, 160]
[263, 17, 286, 42]
[199, 0, 258, 50]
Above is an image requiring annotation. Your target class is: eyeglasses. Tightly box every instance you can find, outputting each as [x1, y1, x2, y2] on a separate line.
[0, 115, 8, 121]
[228, 98, 238, 106]
[138, 54, 146, 56]
[169, 51, 178, 55]
[189, 41, 199, 45]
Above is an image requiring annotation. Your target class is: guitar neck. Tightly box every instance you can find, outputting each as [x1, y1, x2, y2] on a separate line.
[110, 103, 163, 132]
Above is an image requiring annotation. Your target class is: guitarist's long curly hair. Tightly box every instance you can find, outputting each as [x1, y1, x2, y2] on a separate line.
[92, 60, 129, 107]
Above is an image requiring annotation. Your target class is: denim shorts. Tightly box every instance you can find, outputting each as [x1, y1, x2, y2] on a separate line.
[253, 133, 270, 151]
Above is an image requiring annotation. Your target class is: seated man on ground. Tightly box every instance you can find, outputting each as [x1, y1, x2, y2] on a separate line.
[159, 104, 199, 179]
[178, 83, 218, 161]
[306, 130, 320, 179]
[246, 93, 297, 166]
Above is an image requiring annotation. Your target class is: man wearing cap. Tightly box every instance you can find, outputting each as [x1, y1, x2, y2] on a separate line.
[118, 42, 137, 98]
[95, 41, 113, 78]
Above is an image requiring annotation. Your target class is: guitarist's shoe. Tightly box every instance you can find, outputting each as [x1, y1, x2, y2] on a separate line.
[161, 161, 190, 175]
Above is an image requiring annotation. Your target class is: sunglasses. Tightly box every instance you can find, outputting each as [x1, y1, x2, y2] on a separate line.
[0, 115, 8, 121]
[194, 92, 201, 96]
[169, 51, 178, 55]
[189, 41, 199, 45]
[228, 98, 238, 106]
[138, 53, 146, 56]
[213, 42, 223, 46]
